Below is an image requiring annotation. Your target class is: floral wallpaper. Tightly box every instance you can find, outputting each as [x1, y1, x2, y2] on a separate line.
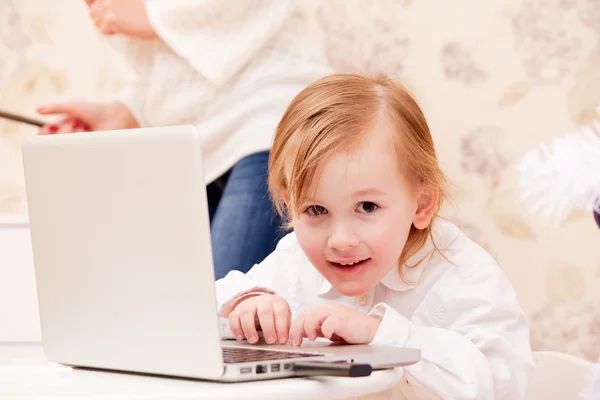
[1, 0, 599, 361]
[0, 0, 120, 214]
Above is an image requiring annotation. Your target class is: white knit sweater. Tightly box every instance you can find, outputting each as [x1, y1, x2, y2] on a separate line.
[106, 0, 332, 183]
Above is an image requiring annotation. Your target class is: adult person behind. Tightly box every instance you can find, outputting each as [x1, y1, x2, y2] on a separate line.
[38, 0, 332, 279]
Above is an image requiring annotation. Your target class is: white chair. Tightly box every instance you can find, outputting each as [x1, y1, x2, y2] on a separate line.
[526, 351, 592, 400]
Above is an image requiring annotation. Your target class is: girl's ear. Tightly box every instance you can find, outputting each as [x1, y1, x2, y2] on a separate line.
[413, 186, 438, 230]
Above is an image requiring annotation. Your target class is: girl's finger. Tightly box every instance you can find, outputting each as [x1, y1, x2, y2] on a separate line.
[289, 312, 306, 347]
[228, 312, 244, 341]
[303, 308, 329, 342]
[256, 302, 277, 344]
[320, 315, 343, 341]
[240, 308, 259, 344]
[272, 300, 291, 344]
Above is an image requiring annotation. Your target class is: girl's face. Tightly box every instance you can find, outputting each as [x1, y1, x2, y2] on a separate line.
[291, 120, 430, 296]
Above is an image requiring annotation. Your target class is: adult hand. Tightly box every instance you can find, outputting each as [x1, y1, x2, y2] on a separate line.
[86, 0, 158, 39]
[37, 100, 139, 135]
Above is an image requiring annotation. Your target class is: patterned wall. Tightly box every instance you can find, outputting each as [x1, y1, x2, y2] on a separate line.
[1, 0, 598, 360]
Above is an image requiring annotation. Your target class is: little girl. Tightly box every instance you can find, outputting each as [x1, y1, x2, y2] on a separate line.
[215, 74, 533, 399]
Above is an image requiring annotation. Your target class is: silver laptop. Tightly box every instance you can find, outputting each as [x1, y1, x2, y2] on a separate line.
[21, 125, 420, 382]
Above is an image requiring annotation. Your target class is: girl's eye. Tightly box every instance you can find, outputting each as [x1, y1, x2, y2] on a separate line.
[357, 202, 378, 213]
[305, 205, 328, 216]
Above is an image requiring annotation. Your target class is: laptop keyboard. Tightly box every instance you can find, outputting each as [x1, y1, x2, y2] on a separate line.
[222, 347, 320, 363]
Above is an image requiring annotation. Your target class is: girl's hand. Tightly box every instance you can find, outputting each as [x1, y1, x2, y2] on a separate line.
[227, 294, 292, 345]
[37, 100, 139, 135]
[86, 0, 158, 39]
[289, 303, 381, 346]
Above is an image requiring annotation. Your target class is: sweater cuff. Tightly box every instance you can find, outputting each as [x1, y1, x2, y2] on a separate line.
[215, 271, 274, 315]
[111, 84, 147, 127]
[369, 303, 411, 347]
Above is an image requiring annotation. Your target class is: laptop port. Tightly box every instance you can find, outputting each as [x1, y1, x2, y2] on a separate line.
[283, 363, 292, 370]
[240, 367, 252, 374]
[256, 364, 267, 374]
[271, 363, 280, 372]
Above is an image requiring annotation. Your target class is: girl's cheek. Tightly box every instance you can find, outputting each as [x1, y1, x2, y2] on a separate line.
[295, 226, 323, 257]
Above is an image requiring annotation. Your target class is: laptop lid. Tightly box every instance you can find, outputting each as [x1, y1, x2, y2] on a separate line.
[22, 126, 224, 379]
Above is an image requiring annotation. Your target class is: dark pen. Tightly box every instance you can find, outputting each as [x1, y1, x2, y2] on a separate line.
[0, 110, 45, 127]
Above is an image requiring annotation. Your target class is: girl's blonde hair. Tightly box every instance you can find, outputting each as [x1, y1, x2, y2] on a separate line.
[268, 73, 447, 278]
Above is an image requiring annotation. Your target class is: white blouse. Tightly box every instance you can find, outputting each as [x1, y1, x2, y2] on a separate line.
[106, 0, 332, 183]
[216, 220, 533, 399]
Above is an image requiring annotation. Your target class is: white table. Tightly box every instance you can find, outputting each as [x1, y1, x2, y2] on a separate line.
[0, 344, 404, 399]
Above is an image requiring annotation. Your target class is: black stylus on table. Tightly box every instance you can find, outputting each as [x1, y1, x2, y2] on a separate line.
[293, 361, 373, 377]
[0, 109, 45, 127]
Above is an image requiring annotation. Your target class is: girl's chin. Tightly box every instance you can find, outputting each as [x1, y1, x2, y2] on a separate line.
[335, 285, 373, 297]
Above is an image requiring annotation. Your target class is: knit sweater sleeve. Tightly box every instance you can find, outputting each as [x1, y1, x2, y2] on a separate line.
[145, 0, 294, 86]
[104, 36, 156, 127]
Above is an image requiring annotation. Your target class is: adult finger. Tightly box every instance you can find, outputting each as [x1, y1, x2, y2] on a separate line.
[39, 124, 58, 135]
[98, 11, 117, 35]
[56, 119, 80, 134]
[37, 102, 79, 116]
[41, 117, 72, 134]
[88, 0, 104, 20]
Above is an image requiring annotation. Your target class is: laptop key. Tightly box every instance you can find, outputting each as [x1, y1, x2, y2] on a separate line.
[222, 347, 320, 363]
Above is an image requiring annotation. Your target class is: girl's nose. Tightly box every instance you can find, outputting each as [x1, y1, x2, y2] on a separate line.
[327, 223, 359, 251]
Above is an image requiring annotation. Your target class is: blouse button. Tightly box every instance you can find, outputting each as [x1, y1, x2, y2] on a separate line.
[357, 294, 368, 306]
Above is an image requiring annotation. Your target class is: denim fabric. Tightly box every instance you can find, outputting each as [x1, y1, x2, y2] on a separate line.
[207, 151, 287, 280]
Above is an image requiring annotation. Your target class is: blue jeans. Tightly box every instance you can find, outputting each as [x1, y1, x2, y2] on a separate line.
[207, 151, 287, 280]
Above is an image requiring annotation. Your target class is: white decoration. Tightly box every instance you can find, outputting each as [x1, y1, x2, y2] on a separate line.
[517, 107, 600, 225]
[581, 363, 600, 399]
